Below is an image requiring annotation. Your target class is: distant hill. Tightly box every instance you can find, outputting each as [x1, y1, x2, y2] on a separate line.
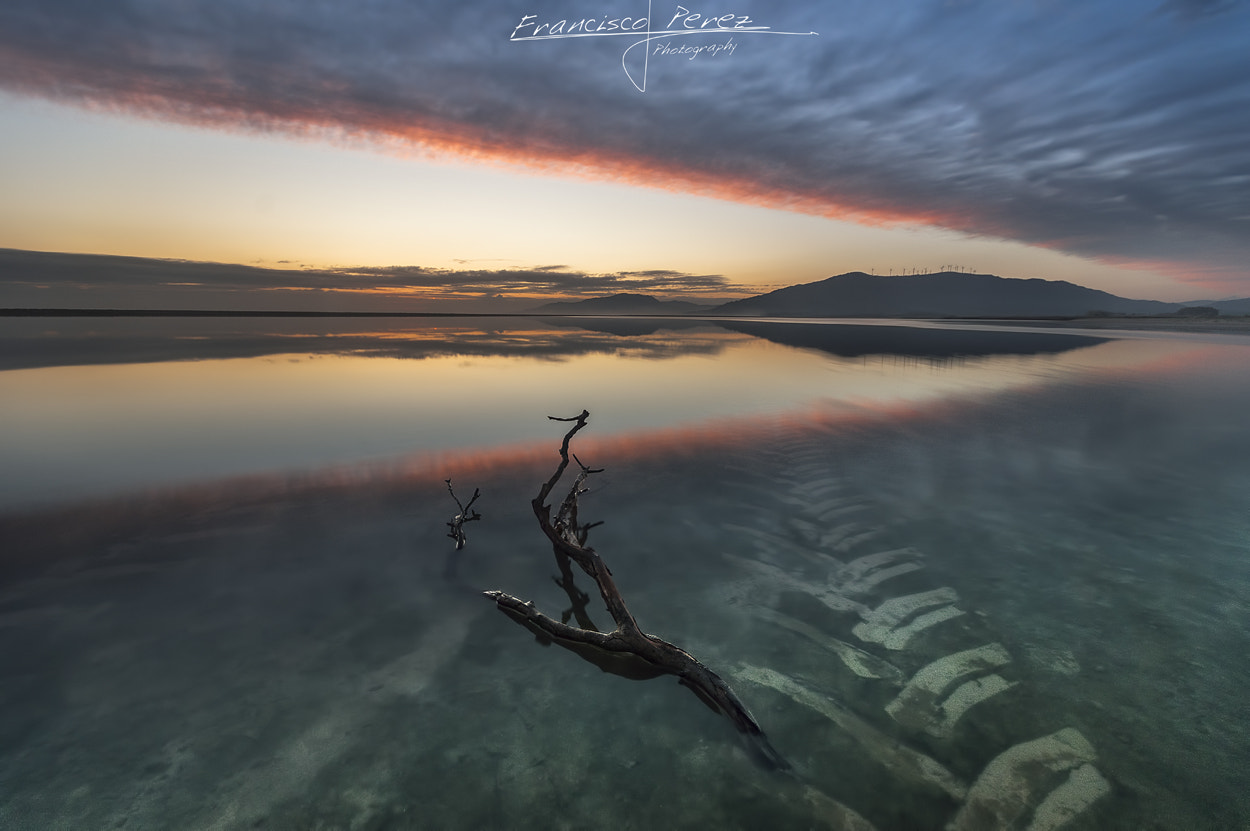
[6, 245, 1247, 319]
[539, 318, 715, 337]
[706, 272, 1179, 318]
[1179, 297, 1250, 315]
[528, 293, 716, 315]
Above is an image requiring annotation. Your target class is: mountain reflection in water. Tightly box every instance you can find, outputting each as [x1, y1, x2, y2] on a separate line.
[0, 315, 1109, 372]
[0, 315, 1142, 512]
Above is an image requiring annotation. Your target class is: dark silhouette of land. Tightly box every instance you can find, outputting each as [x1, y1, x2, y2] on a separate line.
[529, 293, 716, 315]
[5, 247, 1249, 323]
[706, 271, 1177, 318]
[526, 272, 1250, 321]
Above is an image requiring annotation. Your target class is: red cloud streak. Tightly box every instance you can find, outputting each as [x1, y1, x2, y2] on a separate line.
[0, 45, 1236, 289]
[1, 48, 976, 227]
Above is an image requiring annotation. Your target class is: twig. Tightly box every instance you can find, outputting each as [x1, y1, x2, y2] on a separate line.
[445, 479, 482, 551]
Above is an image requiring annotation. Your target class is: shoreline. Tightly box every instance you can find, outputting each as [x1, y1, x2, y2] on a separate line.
[4, 308, 1249, 336]
[958, 316, 1250, 335]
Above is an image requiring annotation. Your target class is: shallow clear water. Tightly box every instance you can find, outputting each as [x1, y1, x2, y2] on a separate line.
[1, 316, 1248, 829]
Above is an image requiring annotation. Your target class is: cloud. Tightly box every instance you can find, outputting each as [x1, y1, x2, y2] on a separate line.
[1157, 0, 1240, 20]
[328, 264, 729, 295]
[0, 248, 735, 310]
[2, 0, 1248, 285]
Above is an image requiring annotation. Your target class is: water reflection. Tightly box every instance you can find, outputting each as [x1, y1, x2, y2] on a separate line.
[0, 315, 1116, 372]
[0, 316, 1235, 512]
[718, 319, 1109, 359]
[0, 316, 737, 371]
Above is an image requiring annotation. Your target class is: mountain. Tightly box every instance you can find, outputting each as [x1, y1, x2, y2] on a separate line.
[540, 318, 715, 337]
[528, 293, 717, 315]
[1179, 297, 1250, 315]
[705, 272, 1180, 318]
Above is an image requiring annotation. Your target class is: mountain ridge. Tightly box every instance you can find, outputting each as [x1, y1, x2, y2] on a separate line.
[704, 271, 1182, 318]
[528, 292, 716, 315]
[4, 247, 1247, 317]
[526, 272, 1250, 319]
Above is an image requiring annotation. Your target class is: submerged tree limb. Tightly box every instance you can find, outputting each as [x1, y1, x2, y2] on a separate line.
[445, 479, 482, 551]
[484, 410, 788, 771]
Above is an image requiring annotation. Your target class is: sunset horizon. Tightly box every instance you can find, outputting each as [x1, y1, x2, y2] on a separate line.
[3, 244, 1243, 315]
[5, 2, 1249, 306]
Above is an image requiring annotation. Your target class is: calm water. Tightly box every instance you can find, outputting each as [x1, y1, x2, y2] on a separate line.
[1, 316, 1248, 829]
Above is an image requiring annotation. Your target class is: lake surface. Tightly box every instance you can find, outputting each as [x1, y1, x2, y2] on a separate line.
[2, 316, 1248, 829]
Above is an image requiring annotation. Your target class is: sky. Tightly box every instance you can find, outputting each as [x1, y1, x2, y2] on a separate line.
[1, 0, 1249, 310]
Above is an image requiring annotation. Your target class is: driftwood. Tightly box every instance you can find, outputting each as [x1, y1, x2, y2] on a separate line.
[484, 410, 788, 770]
[444, 479, 482, 551]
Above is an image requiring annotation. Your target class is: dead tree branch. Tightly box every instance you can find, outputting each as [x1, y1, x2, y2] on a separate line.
[445, 479, 482, 551]
[484, 410, 788, 770]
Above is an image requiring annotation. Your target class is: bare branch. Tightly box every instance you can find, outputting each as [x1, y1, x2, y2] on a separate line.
[445, 479, 482, 551]
[486, 411, 789, 771]
[535, 409, 590, 508]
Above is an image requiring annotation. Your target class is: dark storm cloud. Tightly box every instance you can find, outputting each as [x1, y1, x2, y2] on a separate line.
[1, 0, 1248, 285]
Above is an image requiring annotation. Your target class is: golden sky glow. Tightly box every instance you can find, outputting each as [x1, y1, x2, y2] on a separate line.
[2, 0, 1248, 308]
[0, 93, 1202, 304]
